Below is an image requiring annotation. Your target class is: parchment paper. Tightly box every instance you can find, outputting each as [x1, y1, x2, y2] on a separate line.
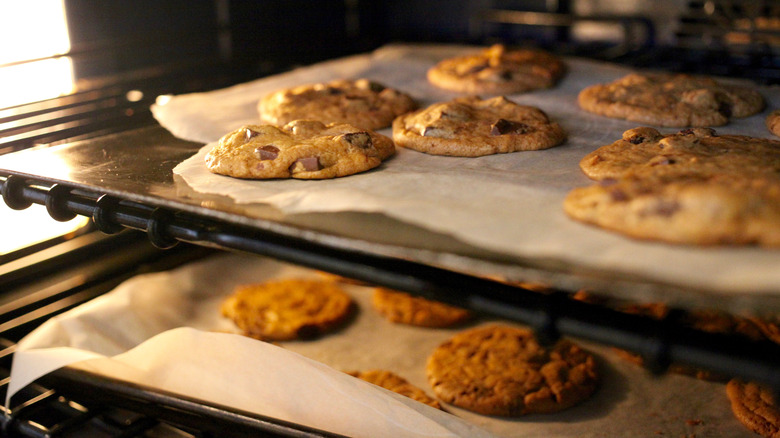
[154, 44, 780, 297]
[8, 253, 755, 437]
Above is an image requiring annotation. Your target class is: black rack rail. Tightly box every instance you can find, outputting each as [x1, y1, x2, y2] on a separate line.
[1, 173, 779, 400]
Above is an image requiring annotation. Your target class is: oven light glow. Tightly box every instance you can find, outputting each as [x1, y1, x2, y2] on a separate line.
[0, 203, 89, 255]
[0, 0, 74, 109]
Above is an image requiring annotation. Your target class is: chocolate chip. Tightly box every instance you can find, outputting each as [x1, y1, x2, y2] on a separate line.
[655, 200, 681, 217]
[678, 128, 696, 136]
[609, 188, 629, 201]
[367, 81, 385, 93]
[290, 157, 321, 172]
[490, 119, 530, 135]
[255, 145, 280, 160]
[627, 135, 645, 145]
[651, 157, 675, 166]
[718, 101, 732, 117]
[341, 132, 372, 149]
[245, 128, 260, 141]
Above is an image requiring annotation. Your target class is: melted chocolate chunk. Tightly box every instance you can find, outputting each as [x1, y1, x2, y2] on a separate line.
[651, 157, 676, 166]
[245, 128, 260, 141]
[718, 101, 733, 118]
[256, 145, 280, 160]
[627, 135, 645, 145]
[341, 132, 372, 149]
[609, 188, 629, 202]
[490, 119, 530, 136]
[290, 157, 321, 172]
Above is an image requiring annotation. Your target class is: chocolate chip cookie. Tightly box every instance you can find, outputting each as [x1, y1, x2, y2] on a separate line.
[205, 120, 394, 179]
[578, 72, 764, 127]
[392, 95, 566, 157]
[426, 325, 599, 416]
[221, 279, 354, 341]
[258, 78, 416, 130]
[565, 128, 780, 246]
[727, 379, 780, 438]
[371, 288, 472, 328]
[346, 370, 441, 409]
[767, 109, 780, 137]
[427, 44, 566, 94]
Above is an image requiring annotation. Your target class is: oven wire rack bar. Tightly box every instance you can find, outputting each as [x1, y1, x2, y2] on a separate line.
[2, 173, 779, 395]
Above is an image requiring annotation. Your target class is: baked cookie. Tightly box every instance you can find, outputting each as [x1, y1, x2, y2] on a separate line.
[767, 109, 780, 137]
[727, 379, 780, 438]
[579, 127, 780, 181]
[564, 171, 780, 246]
[205, 120, 394, 179]
[371, 288, 472, 328]
[578, 72, 764, 127]
[426, 325, 598, 416]
[258, 79, 416, 130]
[392, 95, 566, 157]
[221, 279, 354, 341]
[566, 128, 780, 246]
[427, 44, 565, 94]
[346, 370, 441, 409]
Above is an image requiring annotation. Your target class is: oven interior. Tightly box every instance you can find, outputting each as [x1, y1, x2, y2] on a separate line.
[1, 1, 779, 437]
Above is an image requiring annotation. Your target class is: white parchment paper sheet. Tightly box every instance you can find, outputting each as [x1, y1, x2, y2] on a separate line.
[154, 44, 780, 296]
[9, 253, 755, 437]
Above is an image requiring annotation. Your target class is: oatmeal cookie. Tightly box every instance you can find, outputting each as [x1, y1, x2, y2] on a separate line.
[372, 288, 472, 328]
[205, 120, 394, 179]
[258, 78, 416, 130]
[426, 325, 599, 416]
[221, 279, 354, 341]
[427, 44, 565, 94]
[727, 379, 780, 438]
[392, 95, 566, 157]
[347, 370, 441, 409]
[578, 72, 764, 127]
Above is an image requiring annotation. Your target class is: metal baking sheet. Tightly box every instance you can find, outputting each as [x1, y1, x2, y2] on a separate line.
[1, 44, 780, 313]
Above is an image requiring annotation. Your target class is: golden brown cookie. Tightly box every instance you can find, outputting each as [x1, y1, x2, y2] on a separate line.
[258, 78, 416, 130]
[578, 72, 764, 127]
[346, 370, 441, 409]
[426, 325, 599, 416]
[565, 128, 780, 246]
[371, 288, 472, 328]
[427, 44, 565, 94]
[205, 120, 394, 179]
[221, 279, 354, 341]
[767, 110, 780, 137]
[727, 379, 780, 438]
[392, 95, 566, 157]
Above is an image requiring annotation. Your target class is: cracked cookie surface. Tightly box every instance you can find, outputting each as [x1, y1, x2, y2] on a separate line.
[727, 379, 780, 438]
[426, 325, 598, 416]
[392, 95, 566, 156]
[578, 72, 764, 127]
[221, 279, 354, 341]
[206, 120, 394, 179]
[371, 288, 472, 328]
[258, 78, 416, 130]
[427, 44, 565, 94]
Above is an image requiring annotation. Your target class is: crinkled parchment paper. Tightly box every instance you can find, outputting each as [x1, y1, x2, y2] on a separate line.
[9, 253, 754, 437]
[153, 44, 780, 298]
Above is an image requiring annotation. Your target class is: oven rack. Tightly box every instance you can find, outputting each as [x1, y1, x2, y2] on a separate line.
[2, 172, 779, 396]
